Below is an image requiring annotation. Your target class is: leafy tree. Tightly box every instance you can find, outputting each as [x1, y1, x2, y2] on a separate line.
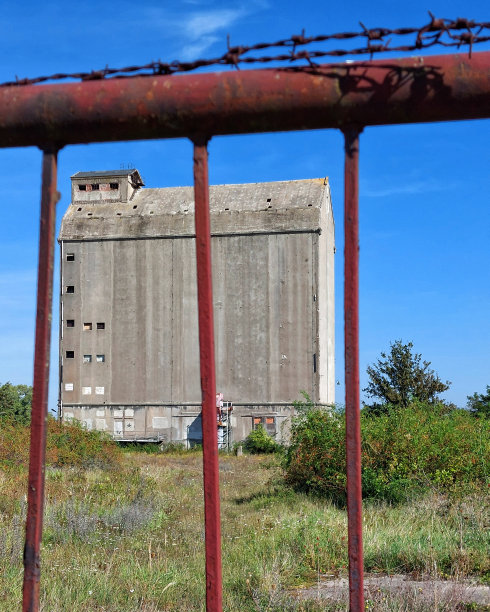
[467, 385, 490, 418]
[363, 340, 450, 413]
[0, 382, 33, 423]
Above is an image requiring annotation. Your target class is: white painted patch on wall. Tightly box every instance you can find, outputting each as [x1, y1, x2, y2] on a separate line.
[95, 386, 105, 395]
[96, 409, 105, 417]
[124, 408, 134, 417]
[96, 419, 106, 431]
[152, 416, 169, 429]
[83, 419, 93, 430]
[125, 420, 135, 431]
[64, 383, 73, 391]
[82, 386, 92, 395]
[114, 421, 123, 436]
[113, 409, 123, 418]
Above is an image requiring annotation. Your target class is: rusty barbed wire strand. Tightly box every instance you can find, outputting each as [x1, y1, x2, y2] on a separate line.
[2, 14, 489, 87]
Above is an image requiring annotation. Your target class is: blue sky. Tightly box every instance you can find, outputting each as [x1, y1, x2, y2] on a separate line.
[0, 1, 488, 411]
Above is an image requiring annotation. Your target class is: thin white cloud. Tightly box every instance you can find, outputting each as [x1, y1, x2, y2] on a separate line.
[184, 8, 246, 38]
[361, 179, 459, 198]
[180, 36, 220, 61]
[139, 3, 267, 61]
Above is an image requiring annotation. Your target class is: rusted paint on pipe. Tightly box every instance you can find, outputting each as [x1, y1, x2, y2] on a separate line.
[343, 127, 364, 612]
[0, 53, 488, 148]
[23, 149, 59, 612]
[193, 138, 223, 612]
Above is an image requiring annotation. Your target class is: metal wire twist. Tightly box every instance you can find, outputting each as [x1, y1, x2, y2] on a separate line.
[2, 14, 489, 87]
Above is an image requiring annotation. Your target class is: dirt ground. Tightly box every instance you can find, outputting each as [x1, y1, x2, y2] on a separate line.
[295, 574, 490, 609]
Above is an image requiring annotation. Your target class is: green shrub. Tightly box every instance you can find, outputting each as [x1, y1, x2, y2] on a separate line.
[0, 417, 121, 470]
[244, 424, 281, 454]
[283, 402, 489, 504]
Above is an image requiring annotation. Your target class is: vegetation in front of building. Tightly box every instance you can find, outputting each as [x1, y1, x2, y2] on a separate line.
[0, 342, 489, 610]
[283, 402, 488, 504]
[0, 413, 121, 472]
[243, 423, 282, 454]
[0, 452, 488, 611]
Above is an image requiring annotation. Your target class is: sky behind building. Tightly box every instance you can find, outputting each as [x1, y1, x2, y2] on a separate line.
[0, 0, 488, 410]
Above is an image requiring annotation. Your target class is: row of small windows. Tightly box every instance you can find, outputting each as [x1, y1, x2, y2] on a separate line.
[65, 352, 105, 362]
[78, 183, 118, 191]
[66, 320, 105, 330]
[64, 383, 104, 395]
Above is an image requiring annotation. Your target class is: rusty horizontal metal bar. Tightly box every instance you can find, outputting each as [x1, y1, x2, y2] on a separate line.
[0, 52, 488, 148]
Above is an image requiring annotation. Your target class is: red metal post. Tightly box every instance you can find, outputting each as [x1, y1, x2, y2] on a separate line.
[192, 138, 223, 612]
[343, 126, 364, 611]
[23, 149, 59, 612]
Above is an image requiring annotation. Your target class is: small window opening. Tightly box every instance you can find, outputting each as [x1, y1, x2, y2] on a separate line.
[307, 203, 312, 207]
[78, 184, 87, 191]
[133, 205, 137, 209]
[66, 253, 75, 261]
[96, 354, 105, 363]
[66, 286, 74, 294]
[66, 351, 74, 359]
[224, 207, 230, 211]
[150, 211, 154, 215]
[116, 212, 122, 216]
[77, 207, 82, 211]
[265, 417, 275, 425]
[110, 183, 118, 190]
[96, 322, 105, 330]
[83, 354, 92, 363]
[267, 198, 271, 202]
[91, 184, 99, 190]
[66, 319, 75, 328]
[83, 322, 92, 331]
[87, 212, 93, 216]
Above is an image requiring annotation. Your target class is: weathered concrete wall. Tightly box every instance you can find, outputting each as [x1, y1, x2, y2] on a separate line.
[59, 177, 335, 442]
[62, 403, 293, 445]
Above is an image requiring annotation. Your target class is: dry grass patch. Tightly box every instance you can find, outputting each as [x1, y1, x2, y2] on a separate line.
[0, 451, 487, 611]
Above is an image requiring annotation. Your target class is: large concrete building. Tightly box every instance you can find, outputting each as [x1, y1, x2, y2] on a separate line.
[59, 169, 335, 445]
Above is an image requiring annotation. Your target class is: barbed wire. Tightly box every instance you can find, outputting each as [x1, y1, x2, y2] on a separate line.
[2, 14, 489, 88]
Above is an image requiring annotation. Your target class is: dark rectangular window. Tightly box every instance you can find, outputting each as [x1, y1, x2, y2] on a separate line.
[65, 351, 74, 359]
[66, 319, 75, 328]
[66, 286, 74, 294]
[78, 184, 86, 191]
[96, 354, 105, 363]
[83, 322, 92, 331]
[91, 183, 100, 190]
[96, 322, 105, 330]
[110, 183, 118, 190]
[66, 253, 75, 262]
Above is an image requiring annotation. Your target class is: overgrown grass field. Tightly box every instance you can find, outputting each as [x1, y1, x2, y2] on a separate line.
[0, 427, 488, 611]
